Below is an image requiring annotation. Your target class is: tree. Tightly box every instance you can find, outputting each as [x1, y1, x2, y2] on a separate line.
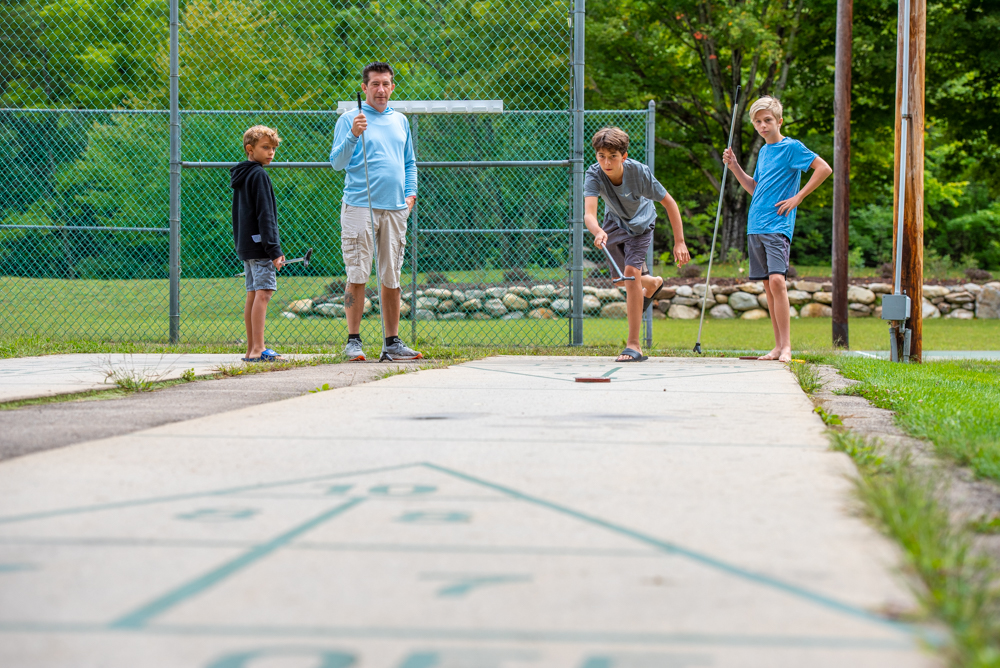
[587, 0, 811, 259]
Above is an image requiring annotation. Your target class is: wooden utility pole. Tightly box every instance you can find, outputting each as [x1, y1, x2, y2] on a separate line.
[831, 0, 852, 348]
[891, 0, 925, 361]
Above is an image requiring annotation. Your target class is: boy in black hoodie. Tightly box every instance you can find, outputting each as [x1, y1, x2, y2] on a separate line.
[231, 125, 286, 362]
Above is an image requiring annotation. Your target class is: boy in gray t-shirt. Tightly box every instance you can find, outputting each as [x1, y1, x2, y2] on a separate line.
[584, 127, 691, 362]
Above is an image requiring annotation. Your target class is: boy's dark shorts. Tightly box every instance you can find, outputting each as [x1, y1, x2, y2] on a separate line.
[244, 259, 277, 292]
[603, 219, 651, 276]
[747, 233, 790, 280]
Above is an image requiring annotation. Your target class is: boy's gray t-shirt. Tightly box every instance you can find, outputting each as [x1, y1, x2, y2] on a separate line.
[583, 159, 667, 236]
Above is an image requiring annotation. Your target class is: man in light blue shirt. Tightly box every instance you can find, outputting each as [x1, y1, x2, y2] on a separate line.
[330, 62, 420, 361]
[723, 96, 832, 362]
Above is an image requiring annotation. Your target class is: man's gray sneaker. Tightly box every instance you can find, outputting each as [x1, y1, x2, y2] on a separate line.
[344, 338, 365, 361]
[383, 339, 422, 360]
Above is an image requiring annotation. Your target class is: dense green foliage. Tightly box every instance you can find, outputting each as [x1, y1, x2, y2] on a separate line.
[0, 0, 997, 279]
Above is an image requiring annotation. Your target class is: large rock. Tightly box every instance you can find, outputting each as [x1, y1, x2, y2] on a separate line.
[945, 291, 975, 304]
[719, 286, 739, 295]
[596, 287, 624, 302]
[582, 295, 602, 313]
[658, 286, 677, 299]
[709, 304, 736, 319]
[414, 309, 437, 321]
[550, 298, 571, 315]
[439, 311, 466, 320]
[847, 286, 876, 305]
[946, 309, 975, 320]
[849, 303, 872, 316]
[793, 281, 823, 293]
[463, 289, 484, 300]
[437, 299, 457, 313]
[800, 303, 833, 318]
[531, 284, 557, 298]
[601, 302, 629, 318]
[757, 293, 770, 310]
[286, 299, 313, 314]
[671, 296, 701, 307]
[554, 287, 571, 299]
[976, 285, 1000, 319]
[423, 288, 452, 299]
[728, 291, 759, 311]
[400, 301, 411, 317]
[786, 290, 812, 305]
[738, 281, 765, 294]
[501, 311, 525, 320]
[868, 283, 893, 294]
[668, 304, 700, 319]
[790, 306, 799, 318]
[528, 307, 556, 319]
[657, 299, 673, 313]
[812, 291, 833, 304]
[923, 285, 948, 299]
[921, 298, 940, 319]
[508, 286, 533, 297]
[675, 285, 694, 298]
[583, 286, 599, 295]
[692, 283, 716, 298]
[450, 290, 465, 303]
[715, 294, 728, 304]
[416, 296, 440, 310]
[502, 293, 529, 311]
[483, 299, 508, 317]
[470, 311, 493, 320]
[461, 299, 483, 312]
[484, 287, 507, 299]
[964, 282, 983, 295]
[313, 302, 345, 318]
[529, 297, 551, 308]
[741, 308, 770, 320]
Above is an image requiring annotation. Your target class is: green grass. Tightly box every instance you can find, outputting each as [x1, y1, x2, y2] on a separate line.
[829, 357, 1000, 482]
[6, 276, 999, 351]
[830, 432, 1000, 666]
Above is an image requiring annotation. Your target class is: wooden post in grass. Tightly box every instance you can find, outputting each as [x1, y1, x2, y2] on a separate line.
[892, 0, 925, 361]
[831, 0, 852, 348]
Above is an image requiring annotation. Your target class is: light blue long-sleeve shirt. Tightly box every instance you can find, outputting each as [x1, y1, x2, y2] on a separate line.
[329, 102, 417, 210]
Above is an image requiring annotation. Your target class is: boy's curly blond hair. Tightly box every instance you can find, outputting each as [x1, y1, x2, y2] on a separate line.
[242, 125, 282, 152]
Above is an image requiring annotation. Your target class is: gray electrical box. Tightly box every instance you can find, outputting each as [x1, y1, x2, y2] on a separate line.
[880, 293, 911, 320]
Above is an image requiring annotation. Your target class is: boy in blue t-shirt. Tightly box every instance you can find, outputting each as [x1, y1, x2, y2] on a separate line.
[723, 96, 832, 362]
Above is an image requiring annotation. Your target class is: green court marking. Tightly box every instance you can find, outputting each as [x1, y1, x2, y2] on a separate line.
[109, 497, 365, 629]
[422, 463, 925, 640]
[0, 620, 919, 649]
[0, 463, 416, 526]
[601, 367, 621, 378]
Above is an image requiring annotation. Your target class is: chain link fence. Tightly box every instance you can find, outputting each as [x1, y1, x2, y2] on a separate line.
[0, 0, 654, 348]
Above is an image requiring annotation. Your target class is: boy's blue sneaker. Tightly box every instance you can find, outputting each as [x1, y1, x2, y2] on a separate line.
[344, 338, 365, 362]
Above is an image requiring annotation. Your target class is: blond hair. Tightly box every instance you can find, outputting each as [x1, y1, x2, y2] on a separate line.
[591, 126, 630, 154]
[748, 96, 783, 121]
[242, 125, 282, 152]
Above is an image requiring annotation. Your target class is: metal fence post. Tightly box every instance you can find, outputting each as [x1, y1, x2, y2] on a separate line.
[168, 0, 181, 343]
[570, 0, 585, 345]
[643, 100, 655, 349]
[410, 113, 419, 344]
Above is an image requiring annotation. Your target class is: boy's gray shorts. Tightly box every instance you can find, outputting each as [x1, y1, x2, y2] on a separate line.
[244, 259, 277, 292]
[603, 219, 651, 275]
[747, 233, 791, 280]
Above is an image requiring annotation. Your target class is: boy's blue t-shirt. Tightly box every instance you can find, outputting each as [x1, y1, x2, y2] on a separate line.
[746, 137, 817, 240]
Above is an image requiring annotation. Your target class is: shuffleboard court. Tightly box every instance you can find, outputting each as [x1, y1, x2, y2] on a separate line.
[0, 357, 938, 667]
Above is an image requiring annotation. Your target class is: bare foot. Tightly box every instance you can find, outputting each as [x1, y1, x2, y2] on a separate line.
[758, 347, 781, 360]
[644, 276, 665, 298]
[778, 348, 792, 363]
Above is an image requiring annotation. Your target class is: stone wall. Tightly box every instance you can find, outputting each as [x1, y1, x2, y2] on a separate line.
[281, 281, 1000, 321]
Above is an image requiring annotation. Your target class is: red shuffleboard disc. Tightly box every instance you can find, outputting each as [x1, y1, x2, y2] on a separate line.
[575, 377, 611, 383]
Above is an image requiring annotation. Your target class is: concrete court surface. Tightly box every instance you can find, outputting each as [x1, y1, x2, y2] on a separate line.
[0, 362, 414, 461]
[0, 353, 262, 403]
[0, 356, 939, 668]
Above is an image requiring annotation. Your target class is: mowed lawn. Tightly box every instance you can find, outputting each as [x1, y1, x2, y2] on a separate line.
[2, 276, 999, 350]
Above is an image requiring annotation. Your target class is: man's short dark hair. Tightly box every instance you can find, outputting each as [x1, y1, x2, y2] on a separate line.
[363, 62, 394, 85]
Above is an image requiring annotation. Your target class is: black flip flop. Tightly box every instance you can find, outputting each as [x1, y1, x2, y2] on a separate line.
[616, 348, 648, 363]
[642, 277, 666, 312]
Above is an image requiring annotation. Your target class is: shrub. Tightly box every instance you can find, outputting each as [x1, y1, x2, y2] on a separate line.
[680, 264, 702, 278]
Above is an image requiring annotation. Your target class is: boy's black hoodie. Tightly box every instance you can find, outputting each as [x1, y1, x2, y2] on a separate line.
[231, 160, 282, 261]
